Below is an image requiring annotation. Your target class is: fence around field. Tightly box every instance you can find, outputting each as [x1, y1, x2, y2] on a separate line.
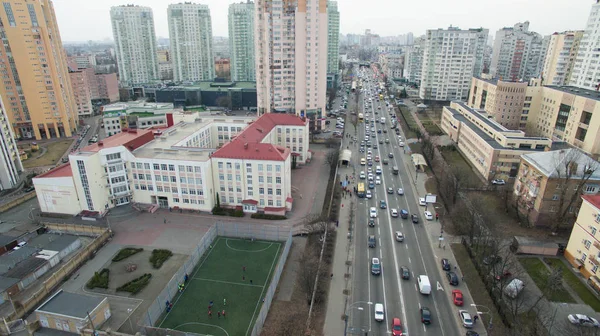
[139, 222, 293, 336]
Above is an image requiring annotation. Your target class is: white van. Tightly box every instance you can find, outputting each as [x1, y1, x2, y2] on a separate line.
[380, 117, 386, 124]
[374, 303, 385, 321]
[418, 275, 431, 295]
[504, 278, 524, 298]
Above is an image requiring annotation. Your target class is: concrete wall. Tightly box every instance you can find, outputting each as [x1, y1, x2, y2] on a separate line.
[32, 176, 81, 215]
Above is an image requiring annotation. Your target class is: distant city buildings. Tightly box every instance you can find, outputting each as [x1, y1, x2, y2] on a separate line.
[255, 0, 327, 129]
[569, 1, 600, 90]
[403, 36, 425, 85]
[420, 27, 488, 101]
[110, 5, 159, 86]
[379, 54, 403, 79]
[541, 31, 583, 86]
[327, 1, 340, 75]
[157, 49, 174, 81]
[490, 22, 546, 81]
[0, 0, 79, 140]
[228, 1, 255, 82]
[168, 3, 215, 82]
[215, 58, 231, 80]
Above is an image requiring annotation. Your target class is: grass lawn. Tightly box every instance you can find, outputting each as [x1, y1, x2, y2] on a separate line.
[439, 147, 482, 187]
[452, 244, 508, 336]
[158, 237, 282, 336]
[544, 257, 600, 311]
[421, 120, 444, 135]
[519, 258, 575, 303]
[396, 107, 418, 139]
[22, 140, 73, 168]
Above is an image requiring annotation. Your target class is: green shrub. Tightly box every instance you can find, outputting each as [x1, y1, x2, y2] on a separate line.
[251, 213, 287, 220]
[150, 249, 173, 269]
[233, 209, 244, 217]
[86, 269, 110, 289]
[112, 247, 143, 262]
[212, 207, 244, 217]
[116, 273, 152, 294]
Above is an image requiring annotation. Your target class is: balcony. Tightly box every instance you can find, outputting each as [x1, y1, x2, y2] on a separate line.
[595, 241, 600, 250]
[590, 255, 600, 266]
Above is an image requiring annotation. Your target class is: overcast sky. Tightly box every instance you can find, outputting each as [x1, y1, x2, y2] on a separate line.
[53, 0, 593, 42]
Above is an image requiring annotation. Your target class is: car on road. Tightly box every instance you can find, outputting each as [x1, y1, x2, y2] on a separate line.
[360, 158, 366, 165]
[374, 303, 385, 322]
[382, 159, 389, 165]
[380, 200, 387, 209]
[400, 209, 409, 219]
[391, 209, 399, 218]
[369, 207, 377, 218]
[424, 211, 433, 220]
[369, 182, 375, 189]
[441, 258, 451, 271]
[375, 166, 382, 174]
[400, 266, 410, 279]
[399, 141, 405, 147]
[378, 139, 383, 144]
[411, 214, 419, 224]
[375, 176, 381, 184]
[492, 179, 506, 185]
[368, 218, 375, 227]
[373, 144, 378, 149]
[385, 139, 390, 144]
[366, 190, 372, 199]
[371, 258, 381, 275]
[391, 317, 403, 336]
[567, 314, 600, 327]
[419, 197, 426, 206]
[395, 231, 404, 242]
[466, 332, 480, 336]
[387, 187, 394, 194]
[459, 310, 474, 328]
[397, 188, 404, 195]
[368, 173, 374, 181]
[388, 153, 394, 158]
[360, 171, 366, 179]
[447, 271, 459, 286]
[420, 307, 432, 324]
[368, 235, 376, 248]
[452, 289, 464, 306]
[375, 155, 380, 162]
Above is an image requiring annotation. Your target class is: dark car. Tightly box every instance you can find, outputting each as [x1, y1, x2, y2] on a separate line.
[368, 218, 375, 227]
[373, 144, 378, 149]
[369, 182, 375, 189]
[400, 266, 410, 280]
[447, 271, 459, 286]
[24, 186, 35, 193]
[420, 307, 432, 324]
[382, 159, 389, 165]
[383, 129, 387, 133]
[388, 153, 394, 158]
[441, 258, 451, 271]
[380, 200, 387, 209]
[400, 209, 409, 219]
[368, 235, 376, 248]
[387, 187, 394, 194]
[411, 214, 419, 224]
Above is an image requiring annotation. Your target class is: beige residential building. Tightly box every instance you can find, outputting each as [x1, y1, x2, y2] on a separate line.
[541, 31, 583, 86]
[468, 77, 529, 130]
[255, 0, 328, 130]
[0, 0, 78, 140]
[565, 194, 600, 291]
[440, 101, 552, 180]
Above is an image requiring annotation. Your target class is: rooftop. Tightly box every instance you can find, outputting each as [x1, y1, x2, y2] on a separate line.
[522, 148, 600, 179]
[36, 290, 105, 319]
[546, 85, 600, 102]
[27, 234, 79, 252]
[35, 163, 72, 179]
[583, 195, 600, 211]
[212, 113, 307, 161]
[0, 276, 19, 293]
[3, 257, 46, 279]
[0, 235, 16, 247]
[157, 81, 257, 92]
[78, 129, 155, 153]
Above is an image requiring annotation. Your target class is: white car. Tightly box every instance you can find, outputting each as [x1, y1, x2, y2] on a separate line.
[370, 207, 377, 218]
[367, 167, 373, 173]
[424, 211, 433, 220]
[375, 176, 382, 185]
[391, 208, 398, 217]
[458, 310, 473, 328]
[492, 179, 506, 185]
[419, 198, 426, 206]
[395, 231, 404, 242]
[360, 171, 366, 179]
[374, 303, 385, 322]
[568, 314, 600, 327]
[367, 155, 372, 161]
[366, 190, 372, 199]
[399, 141, 405, 147]
[397, 188, 404, 195]
[368, 173, 374, 181]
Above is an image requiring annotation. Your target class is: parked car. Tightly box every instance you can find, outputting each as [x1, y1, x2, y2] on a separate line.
[419, 198, 426, 206]
[458, 310, 474, 328]
[424, 211, 433, 220]
[452, 289, 464, 306]
[492, 179, 506, 185]
[447, 271, 459, 286]
[441, 258, 451, 271]
[568, 314, 600, 327]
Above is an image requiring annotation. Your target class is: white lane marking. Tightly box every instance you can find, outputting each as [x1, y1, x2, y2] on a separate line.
[437, 281, 445, 291]
[405, 244, 409, 250]
[408, 257, 411, 264]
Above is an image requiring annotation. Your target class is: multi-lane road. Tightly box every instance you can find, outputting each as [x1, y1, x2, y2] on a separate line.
[346, 67, 461, 336]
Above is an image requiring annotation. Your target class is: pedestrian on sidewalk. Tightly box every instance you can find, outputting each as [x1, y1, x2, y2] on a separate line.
[436, 213, 439, 221]
[330, 273, 333, 279]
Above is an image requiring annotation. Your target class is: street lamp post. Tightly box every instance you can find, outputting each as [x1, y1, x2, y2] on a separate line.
[470, 304, 493, 330]
[344, 301, 372, 336]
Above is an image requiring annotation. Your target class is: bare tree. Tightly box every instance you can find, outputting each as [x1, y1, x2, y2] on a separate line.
[438, 166, 470, 205]
[421, 136, 435, 162]
[303, 213, 329, 234]
[324, 148, 340, 166]
[297, 250, 328, 304]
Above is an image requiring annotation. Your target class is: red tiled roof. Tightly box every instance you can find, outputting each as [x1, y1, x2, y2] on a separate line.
[80, 129, 155, 153]
[286, 197, 293, 203]
[583, 195, 600, 210]
[36, 163, 72, 178]
[211, 113, 306, 161]
[242, 199, 258, 205]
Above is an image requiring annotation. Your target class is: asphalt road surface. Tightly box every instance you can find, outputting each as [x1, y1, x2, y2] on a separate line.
[346, 67, 461, 336]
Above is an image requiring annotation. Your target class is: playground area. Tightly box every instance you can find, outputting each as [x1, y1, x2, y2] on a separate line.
[156, 237, 283, 336]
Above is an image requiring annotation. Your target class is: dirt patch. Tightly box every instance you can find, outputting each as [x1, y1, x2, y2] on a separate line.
[21, 140, 73, 168]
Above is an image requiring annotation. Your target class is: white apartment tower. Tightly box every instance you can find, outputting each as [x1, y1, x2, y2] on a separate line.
[110, 5, 159, 86]
[420, 27, 488, 101]
[228, 1, 255, 82]
[541, 31, 584, 86]
[255, 0, 328, 129]
[490, 22, 546, 81]
[168, 3, 215, 82]
[327, 1, 340, 74]
[404, 36, 425, 85]
[0, 95, 22, 190]
[570, 1, 600, 90]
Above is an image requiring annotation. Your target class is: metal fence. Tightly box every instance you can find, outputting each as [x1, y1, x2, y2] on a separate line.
[138, 221, 293, 336]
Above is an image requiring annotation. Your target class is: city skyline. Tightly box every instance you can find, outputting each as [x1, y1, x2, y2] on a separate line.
[54, 0, 592, 42]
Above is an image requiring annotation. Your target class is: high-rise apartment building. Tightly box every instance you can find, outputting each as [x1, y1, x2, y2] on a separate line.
[68, 63, 93, 117]
[0, 95, 22, 190]
[420, 27, 488, 101]
[327, 1, 340, 75]
[168, 3, 215, 82]
[255, 0, 328, 129]
[111, 5, 159, 86]
[541, 31, 583, 86]
[490, 22, 546, 81]
[0, 0, 78, 140]
[569, 1, 600, 90]
[228, 1, 255, 82]
[404, 36, 425, 85]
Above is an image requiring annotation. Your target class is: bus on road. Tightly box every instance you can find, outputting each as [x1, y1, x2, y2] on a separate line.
[358, 113, 364, 122]
[357, 183, 366, 198]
